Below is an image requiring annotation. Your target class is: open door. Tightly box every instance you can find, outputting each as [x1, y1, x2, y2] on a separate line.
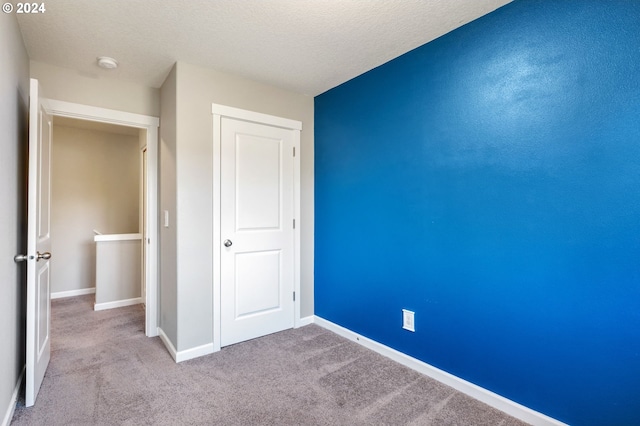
[25, 78, 53, 406]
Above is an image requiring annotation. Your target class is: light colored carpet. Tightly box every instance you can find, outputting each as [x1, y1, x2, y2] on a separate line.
[12, 295, 528, 425]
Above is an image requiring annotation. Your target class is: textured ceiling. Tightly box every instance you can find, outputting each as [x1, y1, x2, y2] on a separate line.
[16, 0, 512, 96]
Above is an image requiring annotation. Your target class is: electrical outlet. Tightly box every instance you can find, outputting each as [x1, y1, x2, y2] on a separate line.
[402, 309, 415, 332]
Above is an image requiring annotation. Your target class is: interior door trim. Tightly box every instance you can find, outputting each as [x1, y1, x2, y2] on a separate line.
[44, 98, 160, 337]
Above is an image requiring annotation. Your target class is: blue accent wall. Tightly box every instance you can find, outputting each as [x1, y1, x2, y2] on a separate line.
[314, 1, 640, 424]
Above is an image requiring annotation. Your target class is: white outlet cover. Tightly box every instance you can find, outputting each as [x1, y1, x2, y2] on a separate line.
[402, 309, 415, 332]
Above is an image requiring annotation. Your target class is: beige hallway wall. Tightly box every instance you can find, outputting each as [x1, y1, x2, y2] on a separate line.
[51, 124, 139, 294]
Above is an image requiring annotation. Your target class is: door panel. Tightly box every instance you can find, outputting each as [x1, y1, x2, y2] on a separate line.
[236, 134, 281, 230]
[235, 250, 282, 317]
[221, 118, 294, 347]
[26, 79, 52, 407]
[37, 264, 50, 355]
[37, 108, 51, 241]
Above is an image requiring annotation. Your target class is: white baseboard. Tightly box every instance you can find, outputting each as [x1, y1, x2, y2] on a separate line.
[298, 315, 314, 327]
[2, 366, 24, 426]
[157, 328, 214, 363]
[51, 287, 95, 300]
[94, 297, 142, 311]
[313, 316, 566, 426]
[175, 342, 214, 363]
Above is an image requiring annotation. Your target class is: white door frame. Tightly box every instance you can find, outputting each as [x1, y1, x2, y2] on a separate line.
[45, 99, 160, 337]
[212, 103, 302, 352]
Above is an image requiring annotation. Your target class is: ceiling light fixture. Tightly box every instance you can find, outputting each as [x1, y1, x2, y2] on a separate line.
[97, 56, 118, 70]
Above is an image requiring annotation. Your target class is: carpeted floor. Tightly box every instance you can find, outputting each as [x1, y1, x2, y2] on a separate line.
[12, 295, 528, 425]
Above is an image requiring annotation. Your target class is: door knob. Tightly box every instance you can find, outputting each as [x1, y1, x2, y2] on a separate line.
[14, 252, 51, 262]
[36, 251, 51, 261]
[223, 239, 233, 247]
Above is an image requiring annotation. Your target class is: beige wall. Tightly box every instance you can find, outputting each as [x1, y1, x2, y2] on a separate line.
[160, 61, 314, 352]
[30, 61, 160, 117]
[95, 239, 142, 305]
[159, 65, 178, 344]
[51, 125, 140, 294]
[0, 13, 29, 423]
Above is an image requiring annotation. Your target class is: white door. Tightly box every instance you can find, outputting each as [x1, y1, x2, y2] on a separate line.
[220, 117, 295, 347]
[25, 79, 53, 407]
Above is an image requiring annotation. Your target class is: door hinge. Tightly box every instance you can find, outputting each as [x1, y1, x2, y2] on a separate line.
[293, 291, 296, 302]
[293, 219, 296, 229]
[293, 147, 296, 157]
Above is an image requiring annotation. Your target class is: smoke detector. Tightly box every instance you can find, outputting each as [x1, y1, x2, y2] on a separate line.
[97, 56, 118, 69]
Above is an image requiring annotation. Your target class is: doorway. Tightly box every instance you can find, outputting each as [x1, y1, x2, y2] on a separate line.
[45, 99, 159, 337]
[52, 118, 144, 311]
